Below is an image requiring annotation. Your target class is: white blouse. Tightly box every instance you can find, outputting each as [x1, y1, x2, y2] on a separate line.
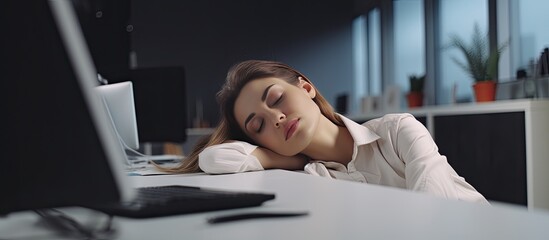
[198, 113, 489, 204]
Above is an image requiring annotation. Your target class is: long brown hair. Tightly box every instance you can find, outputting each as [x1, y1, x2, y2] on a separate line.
[160, 60, 344, 173]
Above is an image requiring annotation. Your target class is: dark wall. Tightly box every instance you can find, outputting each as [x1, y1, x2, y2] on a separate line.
[130, 0, 356, 126]
[72, 0, 131, 81]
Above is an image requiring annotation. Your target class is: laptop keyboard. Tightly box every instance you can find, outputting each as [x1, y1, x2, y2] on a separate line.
[87, 185, 275, 218]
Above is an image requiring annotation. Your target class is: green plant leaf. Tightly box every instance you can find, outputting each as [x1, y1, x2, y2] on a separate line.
[446, 23, 507, 82]
[408, 74, 425, 92]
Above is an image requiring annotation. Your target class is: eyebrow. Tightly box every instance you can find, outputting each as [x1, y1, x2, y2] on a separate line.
[244, 84, 276, 130]
[261, 84, 276, 101]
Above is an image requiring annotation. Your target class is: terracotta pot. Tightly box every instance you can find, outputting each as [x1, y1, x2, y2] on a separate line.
[406, 92, 423, 108]
[473, 81, 497, 102]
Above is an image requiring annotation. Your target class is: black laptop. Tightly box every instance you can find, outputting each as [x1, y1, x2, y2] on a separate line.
[1, 0, 274, 219]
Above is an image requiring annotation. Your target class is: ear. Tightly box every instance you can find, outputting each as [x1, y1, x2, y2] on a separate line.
[297, 76, 316, 98]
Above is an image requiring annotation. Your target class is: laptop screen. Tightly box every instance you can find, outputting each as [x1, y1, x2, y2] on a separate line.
[1, 0, 133, 215]
[96, 81, 140, 150]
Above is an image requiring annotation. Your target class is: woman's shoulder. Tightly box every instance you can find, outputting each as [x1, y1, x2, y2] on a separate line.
[363, 113, 415, 128]
[362, 113, 423, 137]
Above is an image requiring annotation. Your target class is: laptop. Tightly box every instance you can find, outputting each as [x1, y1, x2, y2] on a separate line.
[47, 0, 274, 218]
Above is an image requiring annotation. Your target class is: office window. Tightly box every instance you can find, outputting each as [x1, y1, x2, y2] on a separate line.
[352, 8, 381, 114]
[516, 0, 549, 75]
[368, 8, 382, 96]
[437, 0, 488, 104]
[353, 15, 367, 114]
[394, 0, 425, 100]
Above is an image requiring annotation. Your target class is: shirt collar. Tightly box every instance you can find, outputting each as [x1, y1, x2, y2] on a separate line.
[338, 114, 380, 146]
[338, 115, 382, 184]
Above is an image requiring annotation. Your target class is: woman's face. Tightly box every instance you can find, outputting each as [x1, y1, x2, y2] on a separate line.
[234, 77, 321, 156]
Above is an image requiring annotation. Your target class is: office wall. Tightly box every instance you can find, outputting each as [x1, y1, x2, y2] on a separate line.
[130, 0, 356, 126]
[73, 0, 131, 81]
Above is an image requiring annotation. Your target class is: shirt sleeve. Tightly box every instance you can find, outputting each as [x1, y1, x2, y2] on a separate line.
[198, 141, 265, 174]
[305, 161, 360, 181]
[394, 114, 489, 204]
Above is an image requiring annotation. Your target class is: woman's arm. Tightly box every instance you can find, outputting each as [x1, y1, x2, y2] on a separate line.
[198, 141, 308, 174]
[396, 116, 453, 193]
[251, 147, 309, 170]
[394, 115, 488, 203]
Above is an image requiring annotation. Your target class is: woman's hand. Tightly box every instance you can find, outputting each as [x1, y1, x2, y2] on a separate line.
[251, 147, 309, 170]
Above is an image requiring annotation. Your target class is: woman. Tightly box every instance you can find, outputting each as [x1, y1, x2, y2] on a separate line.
[166, 60, 489, 204]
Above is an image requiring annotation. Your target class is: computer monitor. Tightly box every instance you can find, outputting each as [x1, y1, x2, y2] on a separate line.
[2, 0, 133, 215]
[126, 67, 188, 144]
[95, 81, 140, 150]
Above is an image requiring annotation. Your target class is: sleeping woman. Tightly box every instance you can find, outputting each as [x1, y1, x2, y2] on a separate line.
[162, 60, 489, 204]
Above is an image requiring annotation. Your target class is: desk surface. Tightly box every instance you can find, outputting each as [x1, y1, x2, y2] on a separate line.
[3, 170, 549, 239]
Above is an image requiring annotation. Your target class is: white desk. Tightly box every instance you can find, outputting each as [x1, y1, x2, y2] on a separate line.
[2, 170, 549, 239]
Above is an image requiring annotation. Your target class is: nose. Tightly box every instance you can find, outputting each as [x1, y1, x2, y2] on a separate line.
[273, 112, 286, 128]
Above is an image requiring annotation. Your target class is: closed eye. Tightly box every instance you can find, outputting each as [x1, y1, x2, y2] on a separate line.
[256, 120, 264, 133]
[273, 95, 283, 105]
[270, 94, 283, 107]
[249, 117, 264, 133]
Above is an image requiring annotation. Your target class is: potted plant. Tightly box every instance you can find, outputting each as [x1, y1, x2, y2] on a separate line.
[407, 74, 425, 108]
[447, 23, 507, 102]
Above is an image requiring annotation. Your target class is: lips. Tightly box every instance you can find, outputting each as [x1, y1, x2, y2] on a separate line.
[285, 118, 299, 141]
